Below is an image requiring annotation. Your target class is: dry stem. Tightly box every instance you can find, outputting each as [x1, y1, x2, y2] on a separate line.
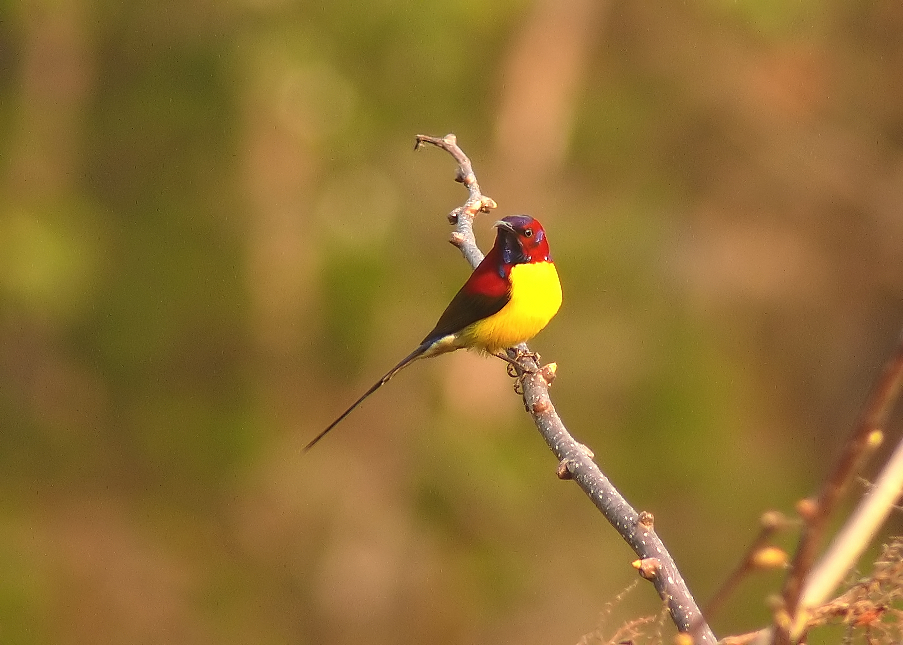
[777, 330, 903, 643]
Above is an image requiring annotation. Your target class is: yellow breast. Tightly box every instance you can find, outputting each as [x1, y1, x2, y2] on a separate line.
[461, 261, 562, 354]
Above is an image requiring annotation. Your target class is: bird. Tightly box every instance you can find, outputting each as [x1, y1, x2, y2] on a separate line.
[304, 214, 562, 451]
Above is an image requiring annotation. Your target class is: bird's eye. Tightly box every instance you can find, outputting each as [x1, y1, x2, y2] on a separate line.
[524, 228, 533, 237]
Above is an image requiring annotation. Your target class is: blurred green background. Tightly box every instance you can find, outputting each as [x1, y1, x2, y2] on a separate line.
[1, 0, 901, 643]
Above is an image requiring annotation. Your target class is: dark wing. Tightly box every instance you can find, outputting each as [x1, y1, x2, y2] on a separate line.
[422, 285, 509, 344]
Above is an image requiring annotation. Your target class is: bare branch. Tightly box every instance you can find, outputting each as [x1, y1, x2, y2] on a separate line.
[416, 134, 716, 644]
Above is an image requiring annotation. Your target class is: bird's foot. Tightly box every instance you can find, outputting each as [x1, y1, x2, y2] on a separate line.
[514, 349, 541, 366]
[495, 350, 544, 395]
[496, 351, 540, 377]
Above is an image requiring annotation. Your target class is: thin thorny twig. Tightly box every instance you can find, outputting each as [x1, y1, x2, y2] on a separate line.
[777, 330, 903, 642]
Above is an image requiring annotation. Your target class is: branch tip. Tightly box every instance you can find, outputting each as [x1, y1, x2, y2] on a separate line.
[557, 459, 574, 480]
[751, 546, 789, 570]
[773, 607, 792, 632]
[532, 398, 551, 414]
[760, 510, 786, 530]
[866, 429, 883, 448]
[796, 498, 819, 522]
[540, 362, 557, 384]
[633, 557, 662, 580]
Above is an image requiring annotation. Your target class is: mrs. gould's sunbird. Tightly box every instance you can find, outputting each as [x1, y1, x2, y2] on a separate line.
[304, 214, 562, 451]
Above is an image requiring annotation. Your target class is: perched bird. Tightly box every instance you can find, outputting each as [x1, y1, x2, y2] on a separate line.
[304, 214, 561, 451]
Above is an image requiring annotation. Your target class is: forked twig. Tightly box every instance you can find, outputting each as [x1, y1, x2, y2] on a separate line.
[415, 133, 716, 644]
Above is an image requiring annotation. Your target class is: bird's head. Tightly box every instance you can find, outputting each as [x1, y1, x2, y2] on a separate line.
[493, 215, 552, 264]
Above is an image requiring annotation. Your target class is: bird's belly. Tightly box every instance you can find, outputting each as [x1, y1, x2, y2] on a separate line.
[461, 260, 562, 353]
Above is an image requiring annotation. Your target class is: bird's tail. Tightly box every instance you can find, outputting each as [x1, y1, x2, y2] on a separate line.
[302, 342, 432, 452]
